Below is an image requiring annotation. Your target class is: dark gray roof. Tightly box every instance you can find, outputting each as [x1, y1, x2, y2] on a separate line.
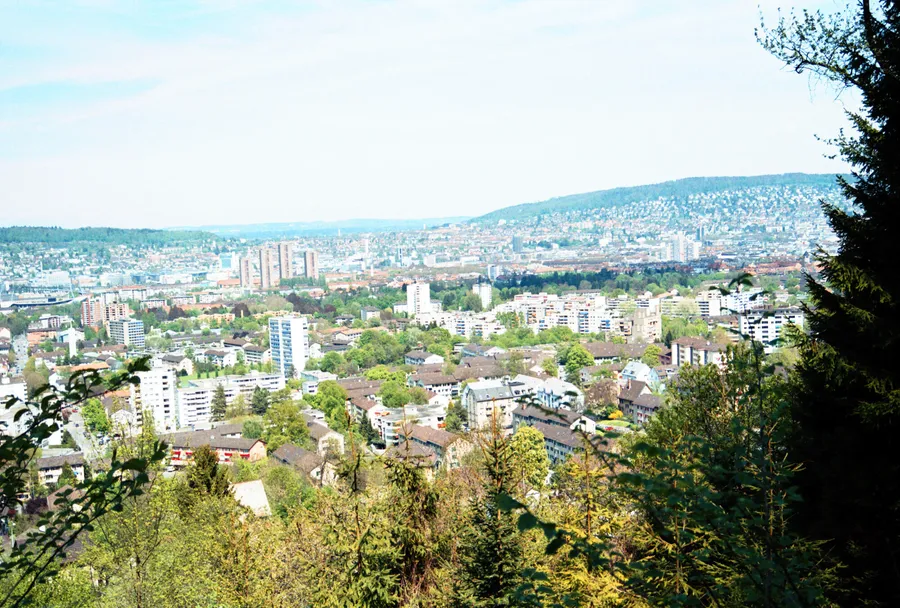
[161, 354, 188, 363]
[583, 342, 649, 359]
[532, 421, 582, 449]
[36, 453, 85, 469]
[633, 394, 662, 410]
[305, 419, 338, 441]
[466, 384, 513, 402]
[618, 380, 649, 403]
[166, 431, 262, 451]
[400, 424, 459, 449]
[411, 373, 457, 386]
[272, 443, 322, 474]
[513, 404, 581, 427]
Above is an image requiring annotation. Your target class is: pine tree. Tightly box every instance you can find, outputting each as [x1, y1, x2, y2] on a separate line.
[185, 444, 230, 498]
[761, 4, 900, 603]
[455, 420, 524, 607]
[211, 384, 227, 422]
[251, 386, 269, 416]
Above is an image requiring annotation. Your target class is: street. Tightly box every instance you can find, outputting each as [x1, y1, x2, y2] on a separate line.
[64, 409, 101, 460]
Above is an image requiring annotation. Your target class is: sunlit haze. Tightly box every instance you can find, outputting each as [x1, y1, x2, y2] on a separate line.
[1, 0, 851, 228]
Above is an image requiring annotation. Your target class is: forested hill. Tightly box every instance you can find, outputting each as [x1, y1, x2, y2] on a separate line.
[0, 226, 218, 246]
[473, 173, 844, 223]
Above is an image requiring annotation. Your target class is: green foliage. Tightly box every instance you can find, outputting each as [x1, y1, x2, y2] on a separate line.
[81, 398, 110, 435]
[242, 419, 263, 440]
[454, 425, 525, 606]
[509, 426, 550, 491]
[365, 365, 407, 383]
[184, 444, 230, 500]
[379, 380, 428, 408]
[563, 344, 593, 385]
[0, 226, 216, 247]
[641, 344, 662, 367]
[56, 463, 78, 489]
[262, 394, 311, 453]
[250, 386, 270, 416]
[210, 384, 227, 422]
[444, 400, 468, 433]
[759, 4, 900, 604]
[0, 357, 166, 608]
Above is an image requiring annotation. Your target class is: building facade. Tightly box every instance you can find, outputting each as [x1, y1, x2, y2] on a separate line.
[269, 315, 310, 378]
[108, 319, 145, 348]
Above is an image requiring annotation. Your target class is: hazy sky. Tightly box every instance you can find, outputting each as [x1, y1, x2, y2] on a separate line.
[1, 0, 854, 229]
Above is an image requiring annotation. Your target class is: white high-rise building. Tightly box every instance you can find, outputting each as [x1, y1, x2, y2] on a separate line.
[130, 368, 178, 433]
[406, 281, 432, 317]
[473, 282, 493, 310]
[269, 315, 309, 378]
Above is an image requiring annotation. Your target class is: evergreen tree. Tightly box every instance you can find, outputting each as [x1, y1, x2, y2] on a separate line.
[455, 422, 524, 606]
[55, 463, 78, 489]
[210, 384, 227, 422]
[184, 444, 230, 499]
[761, 4, 900, 603]
[251, 386, 269, 416]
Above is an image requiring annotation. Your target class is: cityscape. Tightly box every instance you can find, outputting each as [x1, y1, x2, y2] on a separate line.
[0, 1, 895, 606]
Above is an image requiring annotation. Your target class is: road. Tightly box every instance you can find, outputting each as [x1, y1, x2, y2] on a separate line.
[64, 410, 101, 460]
[11, 334, 27, 376]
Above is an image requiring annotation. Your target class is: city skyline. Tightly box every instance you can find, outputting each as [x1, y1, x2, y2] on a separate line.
[1, 0, 852, 229]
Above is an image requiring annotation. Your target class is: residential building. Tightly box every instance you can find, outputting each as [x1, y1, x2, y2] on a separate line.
[512, 403, 597, 434]
[535, 377, 584, 411]
[462, 380, 516, 431]
[269, 315, 310, 378]
[621, 361, 660, 386]
[361, 306, 381, 322]
[398, 423, 472, 469]
[108, 319, 145, 348]
[404, 350, 444, 366]
[259, 248, 275, 289]
[272, 443, 336, 485]
[304, 250, 319, 279]
[622, 393, 663, 426]
[277, 242, 293, 281]
[672, 337, 727, 367]
[307, 418, 345, 457]
[202, 349, 238, 368]
[36, 453, 85, 486]
[738, 307, 805, 350]
[408, 373, 459, 397]
[131, 367, 179, 432]
[406, 281, 432, 317]
[242, 344, 268, 364]
[473, 282, 493, 309]
[158, 354, 194, 376]
[239, 257, 252, 288]
[167, 431, 267, 468]
[301, 369, 338, 395]
[177, 373, 284, 428]
[81, 297, 131, 328]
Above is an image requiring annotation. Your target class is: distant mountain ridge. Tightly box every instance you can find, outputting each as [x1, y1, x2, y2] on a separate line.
[0, 226, 215, 245]
[174, 217, 471, 238]
[473, 173, 845, 223]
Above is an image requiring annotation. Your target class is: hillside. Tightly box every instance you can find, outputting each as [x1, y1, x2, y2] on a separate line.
[0, 226, 218, 246]
[473, 173, 844, 223]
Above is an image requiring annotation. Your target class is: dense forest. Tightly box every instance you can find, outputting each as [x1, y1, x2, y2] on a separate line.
[0, 227, 217, 246]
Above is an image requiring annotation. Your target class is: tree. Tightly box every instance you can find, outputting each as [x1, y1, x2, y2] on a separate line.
[760, 4, 900, 604]
[0, 358, 164, 608]
[641, 343, 662, 367]
[242, 419, 263, 440]
[444, 400, 468, 433]
[262, 398, 311, 453]
[211, 384, 227, 422]
[454, 422, 524, 605]
[225, 393, 248, 419]
[184, 444, 230, 499]
[81, 398, 110, 435]
[250, 386, 269, 416]
[509, 425, 550, 491]
[541, 358, 558, 377]
[564, 343, 593, 385]
[462, 292, 483, 312]
[55, 463, 78, 489]
[358, 414, 382, 447]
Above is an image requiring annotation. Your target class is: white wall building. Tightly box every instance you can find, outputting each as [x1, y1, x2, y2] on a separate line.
[739, 308, 805, 351]
[406, 281, 432, 317]
[131, 368, 179, 432]
[269, 315, 310, 378]
[473, 282, 493, 310]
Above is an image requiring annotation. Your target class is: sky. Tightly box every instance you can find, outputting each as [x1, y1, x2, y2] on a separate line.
[0, 0, 855, 229]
